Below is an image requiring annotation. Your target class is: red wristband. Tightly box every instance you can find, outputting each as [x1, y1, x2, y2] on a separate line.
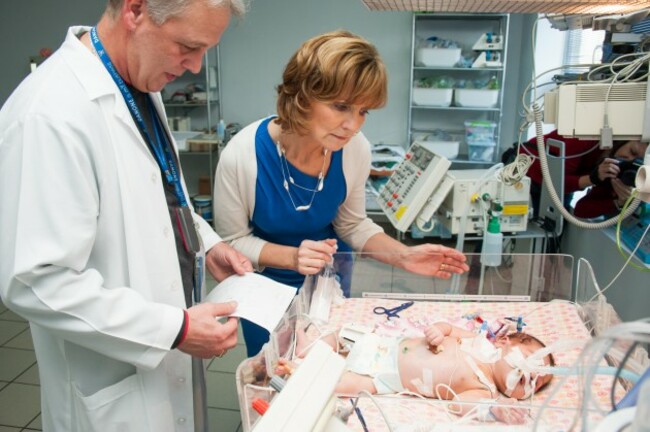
[178, 310, 190, 347]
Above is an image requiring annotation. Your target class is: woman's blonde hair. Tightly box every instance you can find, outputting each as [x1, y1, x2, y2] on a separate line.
[275, 30, 388, 134]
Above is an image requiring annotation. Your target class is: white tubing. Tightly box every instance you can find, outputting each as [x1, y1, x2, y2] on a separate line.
[532, 103, 640, 229]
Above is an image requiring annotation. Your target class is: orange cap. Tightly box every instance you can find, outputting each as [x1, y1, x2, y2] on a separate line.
[252, 398, 269, 415]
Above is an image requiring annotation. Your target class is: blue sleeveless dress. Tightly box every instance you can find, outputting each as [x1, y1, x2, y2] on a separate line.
[243, 117, 352, 355]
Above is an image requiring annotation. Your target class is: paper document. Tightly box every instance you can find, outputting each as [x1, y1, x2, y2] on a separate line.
[205, 272, 297, 333]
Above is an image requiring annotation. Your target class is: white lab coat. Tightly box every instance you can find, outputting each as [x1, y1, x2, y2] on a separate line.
[0, 27, 220, 431]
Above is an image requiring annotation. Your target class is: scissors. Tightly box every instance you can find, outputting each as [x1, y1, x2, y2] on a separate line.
[373, 301, 414, 320]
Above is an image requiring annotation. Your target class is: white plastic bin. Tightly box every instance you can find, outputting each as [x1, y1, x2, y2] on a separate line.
[467, 141, 496, 162]
[415, 140, 459, 159]
[415, 47, 461, 67]
[412, 88, 453, 106]
[454, 89, 499, 108]
[171, 131, 201, 151]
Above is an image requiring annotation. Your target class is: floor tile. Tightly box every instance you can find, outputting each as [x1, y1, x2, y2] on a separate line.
[207, 407, 241, 432]
[0, 348, 36, 382]
[0, 426, 22, 432]
[15, 363, 39, 386]
[0, 383, 40, 428]
[26, 414, 42, 430]
[0, 309, 26, 323]
[0, 321, 28, 346]
[206, 371, 239, 411]
[3, 328, 33, 350]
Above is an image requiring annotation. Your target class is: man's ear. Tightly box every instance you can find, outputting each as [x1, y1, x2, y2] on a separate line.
[122, 0, 146, 30]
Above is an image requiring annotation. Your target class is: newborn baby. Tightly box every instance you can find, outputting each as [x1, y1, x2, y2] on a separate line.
[277, 320, 555, 424]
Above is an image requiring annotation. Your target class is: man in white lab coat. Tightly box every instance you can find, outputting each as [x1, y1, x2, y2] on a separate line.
[0, 0, 250, 430]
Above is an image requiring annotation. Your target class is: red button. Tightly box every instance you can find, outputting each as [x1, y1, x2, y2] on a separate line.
[387, 201, 393, 207]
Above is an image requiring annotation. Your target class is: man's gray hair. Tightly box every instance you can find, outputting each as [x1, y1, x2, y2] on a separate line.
[107, 0, 246, 23]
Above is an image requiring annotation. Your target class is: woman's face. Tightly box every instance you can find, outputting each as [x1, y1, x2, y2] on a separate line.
[304, 99, 370, 152]
[615, 140, 648, 160]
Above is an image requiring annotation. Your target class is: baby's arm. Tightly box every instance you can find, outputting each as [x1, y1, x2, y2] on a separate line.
[452, 390, 528, 424]
[424, 322, 477, 346]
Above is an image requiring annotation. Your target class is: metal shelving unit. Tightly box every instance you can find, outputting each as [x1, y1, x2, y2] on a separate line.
[164, 46, 222, 199]
[408, 13, 510, 166]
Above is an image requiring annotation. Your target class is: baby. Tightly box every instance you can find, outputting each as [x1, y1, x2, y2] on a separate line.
[277, 320, 555, 424]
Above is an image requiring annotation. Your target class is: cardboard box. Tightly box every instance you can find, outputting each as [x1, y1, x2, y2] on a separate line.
[187, 134, 219, 152]
[198, 176, 211, 195]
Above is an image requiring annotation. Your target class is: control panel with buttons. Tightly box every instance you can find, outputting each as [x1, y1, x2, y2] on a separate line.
[376, 142, 451, 232]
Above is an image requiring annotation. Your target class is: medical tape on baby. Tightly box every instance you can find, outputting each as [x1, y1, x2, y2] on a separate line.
[464, 355, 497, 396]
[503, 347, 542, 398]
[410, 368, 435, 397]
[526, 339, 585, 368]
[475, 399, 498, 422]
[460, 336, 502, 364]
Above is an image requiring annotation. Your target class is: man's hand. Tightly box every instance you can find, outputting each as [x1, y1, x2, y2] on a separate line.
[206, 242, 253, 282]
[178, 302, 239, 358]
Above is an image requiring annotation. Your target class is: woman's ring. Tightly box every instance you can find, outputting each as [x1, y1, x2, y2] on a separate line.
[440, 263, 446, 271]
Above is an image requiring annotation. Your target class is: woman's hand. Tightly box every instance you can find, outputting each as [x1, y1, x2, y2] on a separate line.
[206, 242, 253, 282]
[611, 178, 632, 207]
[594, 158, 621, 183]
[397, 244, 469, 279]
[294, 239, 338, 275]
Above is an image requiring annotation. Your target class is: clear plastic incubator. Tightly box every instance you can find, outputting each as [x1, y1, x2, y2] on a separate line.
[234, 251, 650, 432]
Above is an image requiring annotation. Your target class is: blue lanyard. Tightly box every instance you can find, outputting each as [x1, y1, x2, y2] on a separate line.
[90, 27, 188, 207]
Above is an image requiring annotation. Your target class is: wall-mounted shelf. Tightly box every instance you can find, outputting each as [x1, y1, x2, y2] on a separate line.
[408, 13, 510, 167]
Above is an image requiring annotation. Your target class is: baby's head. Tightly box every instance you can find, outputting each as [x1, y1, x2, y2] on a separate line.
[492, 332, 555, 400]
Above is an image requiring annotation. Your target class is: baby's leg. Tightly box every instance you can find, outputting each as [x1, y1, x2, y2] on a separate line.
[336, 371, 377, 395]
[295, 324, 339, 358]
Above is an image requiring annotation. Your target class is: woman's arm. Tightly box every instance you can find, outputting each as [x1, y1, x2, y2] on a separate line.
[361, 234, 469, 278]
[213, 122, 268, 268]
[573, 184, 617, 218]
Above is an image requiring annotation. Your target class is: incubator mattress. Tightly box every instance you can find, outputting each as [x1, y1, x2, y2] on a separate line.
[328, 298, 621, 431]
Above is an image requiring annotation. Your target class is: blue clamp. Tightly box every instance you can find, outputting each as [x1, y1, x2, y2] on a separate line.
[505, 316, 527, 333]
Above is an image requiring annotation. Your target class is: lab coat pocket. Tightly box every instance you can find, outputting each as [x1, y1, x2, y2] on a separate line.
[72, 373, 148, 431]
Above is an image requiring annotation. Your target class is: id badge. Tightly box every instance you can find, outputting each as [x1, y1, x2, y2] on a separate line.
[174, 206, 201, 253]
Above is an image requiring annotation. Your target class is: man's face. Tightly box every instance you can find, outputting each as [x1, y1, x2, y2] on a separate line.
[127, 1, 231, 92]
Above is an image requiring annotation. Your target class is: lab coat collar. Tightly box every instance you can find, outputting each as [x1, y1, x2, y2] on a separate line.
[60, 26, 164, 159]
[61, 26, 120, 101]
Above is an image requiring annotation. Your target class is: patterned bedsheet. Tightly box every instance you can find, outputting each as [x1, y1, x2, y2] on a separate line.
[327, 298, 619, 431]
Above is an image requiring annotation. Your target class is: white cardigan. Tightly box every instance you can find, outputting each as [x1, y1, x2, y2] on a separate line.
[213, 118, 383, 268]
